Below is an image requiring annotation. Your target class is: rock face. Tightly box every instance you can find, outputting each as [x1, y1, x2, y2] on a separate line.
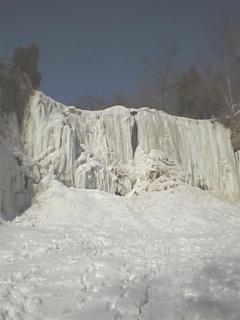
[22, 91, 240, 200]
[0, 114, 31, 220]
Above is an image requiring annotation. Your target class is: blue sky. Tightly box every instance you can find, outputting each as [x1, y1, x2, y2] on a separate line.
[0, 0, 239, 104]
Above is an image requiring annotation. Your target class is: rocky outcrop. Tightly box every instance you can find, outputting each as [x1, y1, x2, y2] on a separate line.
[22, 91, 240, 200]
[0, 114, 31, 220]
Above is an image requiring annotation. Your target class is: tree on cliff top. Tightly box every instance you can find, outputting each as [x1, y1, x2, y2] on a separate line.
[12, 43, 41, 89]
[176, 66, 226, 119]
[0, 43, 41, 125]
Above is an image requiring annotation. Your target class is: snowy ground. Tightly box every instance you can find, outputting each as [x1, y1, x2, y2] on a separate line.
[1, 180, 240, 320]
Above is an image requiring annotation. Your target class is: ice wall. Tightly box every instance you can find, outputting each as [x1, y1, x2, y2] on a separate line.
[0, 114, 31, 220]
[23, 91, 240, 200]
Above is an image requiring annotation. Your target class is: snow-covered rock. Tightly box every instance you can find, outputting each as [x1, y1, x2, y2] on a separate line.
[22, 91, 240, 200]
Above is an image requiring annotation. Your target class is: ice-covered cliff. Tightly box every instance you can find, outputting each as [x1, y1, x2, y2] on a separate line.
[0, 113, 31, 220]
[0, 90, 239, 219]
[22, 91, 240, 201]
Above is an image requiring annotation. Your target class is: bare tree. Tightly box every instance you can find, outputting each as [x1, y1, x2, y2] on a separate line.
[112, 91, 141, 108]
[140, 41, 180, 112]
[12, 43, 41, 89]
[215, 14, 240, 113]
[72, 94, 108, 110]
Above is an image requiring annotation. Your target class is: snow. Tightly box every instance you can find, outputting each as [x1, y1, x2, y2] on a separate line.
[1, 179, 240, 319]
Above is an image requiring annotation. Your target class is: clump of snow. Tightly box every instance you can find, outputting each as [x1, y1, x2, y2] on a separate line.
[127, 148, 184, 196]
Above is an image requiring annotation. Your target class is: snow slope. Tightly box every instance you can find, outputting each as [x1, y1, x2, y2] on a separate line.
[1, 180, 240, 319]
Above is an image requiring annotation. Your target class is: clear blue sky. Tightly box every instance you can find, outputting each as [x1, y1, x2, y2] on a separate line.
[0, 0, 239, 104]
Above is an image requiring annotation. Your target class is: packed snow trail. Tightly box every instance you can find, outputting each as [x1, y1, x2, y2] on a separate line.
[1, 180, 240, 320]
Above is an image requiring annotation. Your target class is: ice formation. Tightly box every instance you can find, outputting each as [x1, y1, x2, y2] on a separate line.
[1, 90, 240, 219]
[23, 91, 240, 199]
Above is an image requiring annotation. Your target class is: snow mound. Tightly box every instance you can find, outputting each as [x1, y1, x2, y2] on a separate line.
[16, 176, 132, 226]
